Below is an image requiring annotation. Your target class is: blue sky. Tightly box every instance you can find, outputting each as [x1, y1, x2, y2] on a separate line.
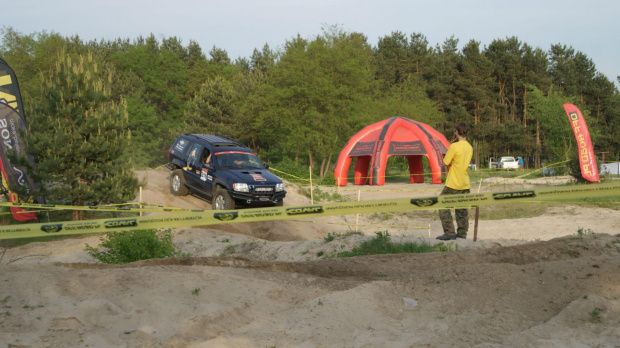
[3, 0, 619, 87]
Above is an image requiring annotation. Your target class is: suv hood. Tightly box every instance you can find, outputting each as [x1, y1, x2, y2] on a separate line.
[226, 169, 282, 185]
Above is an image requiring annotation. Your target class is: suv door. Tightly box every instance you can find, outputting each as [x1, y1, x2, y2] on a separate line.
[184, 144, 214, 198]
[197, 147, 215, 198]
[183, 143, 203, 187]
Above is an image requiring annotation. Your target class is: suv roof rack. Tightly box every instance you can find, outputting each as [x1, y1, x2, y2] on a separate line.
[185, 134, 248, 148]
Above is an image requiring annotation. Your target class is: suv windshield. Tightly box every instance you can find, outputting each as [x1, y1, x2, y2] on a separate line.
[215, 151, 262, 169]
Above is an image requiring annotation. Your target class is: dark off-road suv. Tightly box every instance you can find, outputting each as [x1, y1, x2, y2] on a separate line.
[166, 134, 286, 210]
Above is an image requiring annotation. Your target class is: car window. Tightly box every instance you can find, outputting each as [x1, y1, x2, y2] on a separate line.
[173, 138, 191, 153]
[187, 143, 202, 166]
[202, 149, 212, 165]
[215, 151, 262, 169]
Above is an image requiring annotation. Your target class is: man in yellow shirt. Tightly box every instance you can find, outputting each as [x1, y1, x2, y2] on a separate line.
[437, 122, 473, 240]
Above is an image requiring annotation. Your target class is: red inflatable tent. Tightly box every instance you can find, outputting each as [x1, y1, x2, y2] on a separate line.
[334, 117, 450, 186]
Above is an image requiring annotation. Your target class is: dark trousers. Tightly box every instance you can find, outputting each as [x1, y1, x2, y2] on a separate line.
[438, 186, 470, 236]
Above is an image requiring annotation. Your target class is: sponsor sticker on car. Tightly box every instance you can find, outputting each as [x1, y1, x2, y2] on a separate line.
[250, 174, 267, 181]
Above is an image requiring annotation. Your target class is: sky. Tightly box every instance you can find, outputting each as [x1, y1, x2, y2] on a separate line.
[3, 0, 619, 87]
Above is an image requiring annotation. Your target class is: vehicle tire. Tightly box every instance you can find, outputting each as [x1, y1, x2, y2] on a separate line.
[275, 199, 284, 207]
[212, 187, 235, 210]
[170, 169, 189, 196]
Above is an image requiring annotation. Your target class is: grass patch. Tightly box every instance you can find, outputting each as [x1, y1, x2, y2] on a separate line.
[324, 233, 336, 242]
[609, 240, 620, 253]
[336, 231, 448, 258]
[576, 227, 595, 237]
[323, 231, 362, 243]
[84, 228, 188, 264]
[368, 212, 393, 222]
[591, 309, 602, 322]
[219, 245, 237, 257]
[477, 203, 547, 220]
[567, 197, 620, 210]
[300, 187, 347, 202]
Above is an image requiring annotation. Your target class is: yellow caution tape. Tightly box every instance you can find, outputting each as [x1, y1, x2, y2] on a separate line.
[0, 202, 202, 213]
[0, 181, 618, 240]
[268, 167, 311, 182]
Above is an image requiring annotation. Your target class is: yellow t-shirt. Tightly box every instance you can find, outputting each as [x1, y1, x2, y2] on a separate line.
[443, 140, 473, 190]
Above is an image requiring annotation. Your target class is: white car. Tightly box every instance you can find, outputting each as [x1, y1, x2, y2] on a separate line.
[496, 156, 519, 170]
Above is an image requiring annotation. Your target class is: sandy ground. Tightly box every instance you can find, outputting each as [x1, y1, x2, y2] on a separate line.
[1, 167, 620, 348]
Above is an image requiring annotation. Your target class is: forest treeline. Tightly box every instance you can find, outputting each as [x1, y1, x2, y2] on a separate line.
[1, 26, 618, 178]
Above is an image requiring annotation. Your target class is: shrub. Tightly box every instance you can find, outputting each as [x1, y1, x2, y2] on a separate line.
[336, 231, 445, 257]
[85, 228, 188, 264]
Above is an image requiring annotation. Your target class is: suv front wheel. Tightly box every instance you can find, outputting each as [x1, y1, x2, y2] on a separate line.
[170, 169, 189, 196]
[213, 187, 235, 210]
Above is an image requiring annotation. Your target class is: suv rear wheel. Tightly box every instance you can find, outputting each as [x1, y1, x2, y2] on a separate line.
[170, 169, 189, 196]
[213, 187, 235, 210]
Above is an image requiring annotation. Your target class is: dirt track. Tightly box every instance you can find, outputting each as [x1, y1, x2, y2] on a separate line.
[1, 169, 620, 347]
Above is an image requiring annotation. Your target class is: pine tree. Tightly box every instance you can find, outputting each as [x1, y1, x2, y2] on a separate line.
[26, 50, 138, 220]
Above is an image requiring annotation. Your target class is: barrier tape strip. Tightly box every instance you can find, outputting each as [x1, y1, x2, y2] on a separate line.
[0, 181, 618, 240]
[268, 167, 311, 182]
[0, 202, 201, 213]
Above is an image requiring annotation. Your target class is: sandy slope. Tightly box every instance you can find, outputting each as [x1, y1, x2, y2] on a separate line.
[1, 168, 619, 348]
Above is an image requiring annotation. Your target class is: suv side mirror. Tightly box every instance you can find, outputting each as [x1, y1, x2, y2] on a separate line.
[264, 163, 270, 169]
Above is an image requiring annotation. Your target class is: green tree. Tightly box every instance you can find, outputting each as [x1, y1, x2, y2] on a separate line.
[375, 31, 412, 90]
[107, 34, 192, 167]
[520, 43, 551, 129]
[549, 44, 596, 103]
[486, 37, 524, 123]
[26, 50, 138, 220]
[250, 43, 277, 73]
[454, 40, 495, 166]
[586, 74, 620, 156]
[426, 36, 461, 117]
[374, 32, 432, 92]
[184, 75, 237, 135]
[524, 85, 572, 168]
[373, 76, 441, 127]
[209, 46, 231, 66]
[0, 27, 67, 106]
[254, 28, 376, 177]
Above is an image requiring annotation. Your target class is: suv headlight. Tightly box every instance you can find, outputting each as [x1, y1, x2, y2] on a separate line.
[233, 183, 249, 192]
[275, 183, 284, 192]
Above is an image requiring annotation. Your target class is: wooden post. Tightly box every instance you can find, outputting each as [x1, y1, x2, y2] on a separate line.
[473, 207, 479, 242]
[309, 166, 314, 205]
[355, 190, 361, 232]
[474, 178, 482, 242]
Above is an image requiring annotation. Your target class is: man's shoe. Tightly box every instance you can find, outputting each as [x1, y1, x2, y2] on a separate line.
[456, 235, 466, 239]
[436, 234, 457, 240]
